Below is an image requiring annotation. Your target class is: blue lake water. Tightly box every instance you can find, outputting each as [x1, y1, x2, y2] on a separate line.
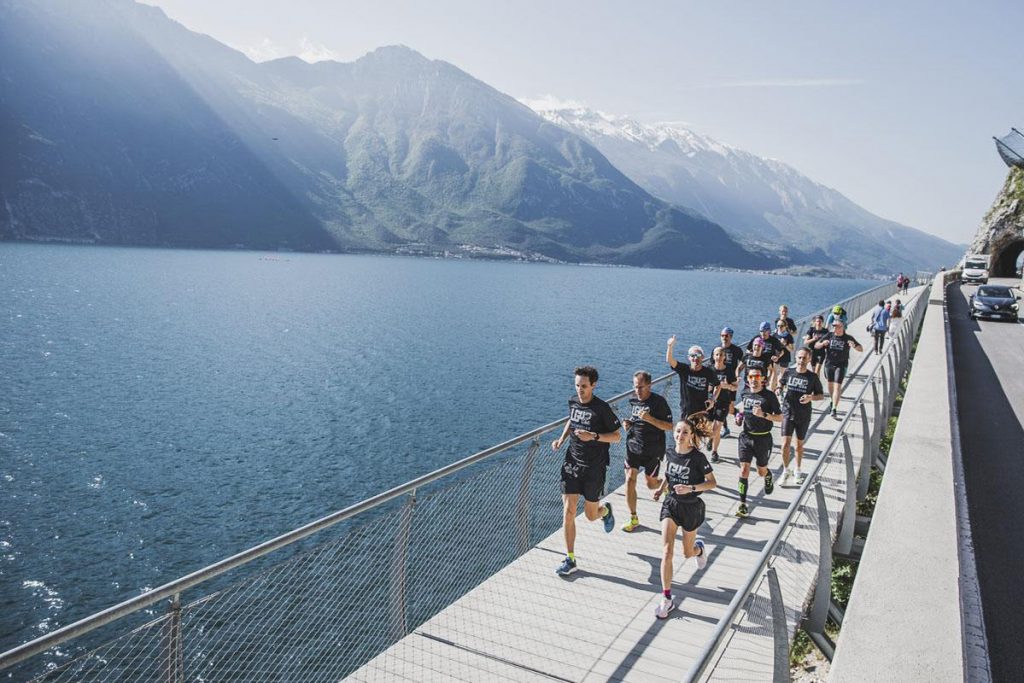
[0, 242, 875, 653]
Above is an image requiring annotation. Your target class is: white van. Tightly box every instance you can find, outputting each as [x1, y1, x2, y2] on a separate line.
[962, 254, 990, 285]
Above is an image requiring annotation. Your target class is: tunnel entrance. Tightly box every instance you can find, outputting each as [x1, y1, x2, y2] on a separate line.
[990, 238, 1024, 277]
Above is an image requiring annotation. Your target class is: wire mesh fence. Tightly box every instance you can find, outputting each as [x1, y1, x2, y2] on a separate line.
[2, 279, 923, 683]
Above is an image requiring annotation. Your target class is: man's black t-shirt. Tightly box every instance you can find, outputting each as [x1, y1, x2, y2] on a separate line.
[774, 331, 794, 366]
[805, 328, 828, 360]
[626, 392, 673, 457]
[821, 333, 861, 367]
[747, 334, 782, 360]
[673, 363, 718, 416]
[567, 395, 621, 468]
[712, 364, 738, 407]
[781, 368, 824, 418]
[663, 447, 713, 502]
[739, 387, 782, 435]
[720, 343, 744, 373]
[741, 351, 771, 376]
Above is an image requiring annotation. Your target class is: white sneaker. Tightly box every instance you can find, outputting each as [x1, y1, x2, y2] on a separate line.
[655, 595, 676, 619]
[796, 469, 806, 482]
[694, 539, 707, 570]
[781, 469, 793, 486]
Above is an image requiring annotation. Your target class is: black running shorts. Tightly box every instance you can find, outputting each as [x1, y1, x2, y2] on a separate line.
[738, 432, 773, 467]
[561, 461, 606, 502]
[781, 412, 811, 440]
[710, 402, 731, 423]
[624, 450, 663, 477]
[824, 364, 847, 384]
[660, 497, 706, 532]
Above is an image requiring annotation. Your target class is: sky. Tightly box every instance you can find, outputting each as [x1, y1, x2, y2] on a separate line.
[145, 0, 1024, 245]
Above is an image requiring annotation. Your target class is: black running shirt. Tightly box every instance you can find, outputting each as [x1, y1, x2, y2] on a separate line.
[747, 334, 782, 360]
[720, 343, 744, 373]
[821, 333, 860, 368]
[739, 387, 782, 435]
[777, 316, 798, 334]
[664, 447, 713, 502]
[712, 364, 738, 407]
[805, 327, 828, 360]
[780, 368, 823, 418]
[567, 395, 621, 468]
[673, 364, 718, 417]
[626, 392, 673, 457]
[774, 331, 794, 366]
[741, 351, 771, 376]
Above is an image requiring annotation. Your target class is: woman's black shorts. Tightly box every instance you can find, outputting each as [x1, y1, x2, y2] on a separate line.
[660, 496, 706, 532]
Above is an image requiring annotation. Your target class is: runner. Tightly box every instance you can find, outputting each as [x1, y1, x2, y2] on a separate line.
[735, 367, 782, 518]
[708, 346, 738, 463]
[892, 298, 903, 328]
[776, 304, 797, 334]
[804, 315, 829, 378]
[746, 322, 782, 387]
[653, 416, 718, 619]
[737, 336, 772, 381]
[551, 366, 621, 576]
[666, 337, 718, 419]
[825, 305, 848, 330]
[621, 371, 674, 532]
[779, 348, 825, 484]
[772, 318, 795, 393]
[717, 327, 743, 438]
[814, 320, 864, 419]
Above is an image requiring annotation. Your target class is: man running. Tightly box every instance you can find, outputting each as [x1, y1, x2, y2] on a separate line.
[746, 322, 782, 387]
[804, 315, 829, 378]
[814, 320, 864, 419]
[551, 366, 621, 576]
[666, 338, 718, 419]
[717, 327, 743, 438]
[621, 371, 674, 532]
[779, 347, 825, 484]
[772, 318, 795, 393]
[825, 305, 848, 330]
[708, 346, 738, 463]
[735, 368, 782, 518]
[653, 416, 717, 619]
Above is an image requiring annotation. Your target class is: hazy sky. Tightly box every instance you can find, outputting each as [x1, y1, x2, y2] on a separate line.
[147, 0, 1024, 245]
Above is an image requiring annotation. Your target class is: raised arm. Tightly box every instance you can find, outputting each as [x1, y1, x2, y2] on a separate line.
[666, 335, 679, 369]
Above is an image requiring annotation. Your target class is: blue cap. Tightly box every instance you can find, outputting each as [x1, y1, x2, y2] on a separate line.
[759, 321, 772, 332]
[721, 327, 734, 336]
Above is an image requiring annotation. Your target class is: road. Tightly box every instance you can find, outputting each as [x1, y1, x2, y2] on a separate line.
[947, 277, 1024, 681]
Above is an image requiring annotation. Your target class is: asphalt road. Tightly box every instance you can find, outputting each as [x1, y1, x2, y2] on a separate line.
[947, 277, 1024, 681]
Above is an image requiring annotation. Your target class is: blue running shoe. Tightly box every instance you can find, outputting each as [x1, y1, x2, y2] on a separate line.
[603, 502, 615, 533]
[556, 556, 577, 576]
[721, 425, 731, 438]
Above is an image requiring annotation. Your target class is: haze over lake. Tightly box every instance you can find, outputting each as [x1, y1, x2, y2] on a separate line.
[0, 243, 875, 651]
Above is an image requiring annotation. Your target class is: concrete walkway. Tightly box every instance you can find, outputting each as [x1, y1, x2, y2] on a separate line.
[349, 289, 924, 682]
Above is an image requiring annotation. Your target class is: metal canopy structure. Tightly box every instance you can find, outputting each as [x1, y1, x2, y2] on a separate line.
[994, 128, 1024, 168]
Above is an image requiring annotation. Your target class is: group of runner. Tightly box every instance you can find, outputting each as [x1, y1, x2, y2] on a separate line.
[552, 302, 878, 620]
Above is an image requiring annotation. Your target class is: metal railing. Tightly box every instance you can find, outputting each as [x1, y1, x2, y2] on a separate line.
[0, 279, 905, 682]
[685, 280, 930, 682]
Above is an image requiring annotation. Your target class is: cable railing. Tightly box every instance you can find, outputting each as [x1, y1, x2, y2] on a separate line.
[0, 278, 907, 682]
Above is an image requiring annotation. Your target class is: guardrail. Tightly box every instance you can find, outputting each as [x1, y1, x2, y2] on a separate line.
[685, 280, 930, 681]
[0, 279, 903, 682]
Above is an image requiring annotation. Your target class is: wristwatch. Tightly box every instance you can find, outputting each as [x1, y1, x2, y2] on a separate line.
[690, 485, 696, 493]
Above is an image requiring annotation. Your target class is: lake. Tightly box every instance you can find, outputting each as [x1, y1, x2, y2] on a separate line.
[0, 242, 875, 653]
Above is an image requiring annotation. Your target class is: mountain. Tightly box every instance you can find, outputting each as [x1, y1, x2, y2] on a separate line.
[526, 101, 964, 276]
[0, 0, 767, 269]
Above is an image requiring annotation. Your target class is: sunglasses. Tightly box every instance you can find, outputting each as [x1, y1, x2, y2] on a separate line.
[688, 353, 702, 358]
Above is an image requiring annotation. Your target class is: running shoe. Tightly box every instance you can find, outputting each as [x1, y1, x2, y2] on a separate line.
[764, 470, 774, 495]
[780, 469, 792, 486]
[655, 595, 676, 619]
[622, 516, 640, 533]
[603, 502, 615, 533]
[796, 469, 806, 483]
[711, 451, 720, 463]
[555, 556, 577, 576]
[694, 539, 707, 570]
[831, 408, 839, 420]
[736, 503, 749, 518]
[721, 425, 731, 438]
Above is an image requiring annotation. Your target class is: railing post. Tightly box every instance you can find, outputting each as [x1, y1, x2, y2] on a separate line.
[836, 435, 856, 555]
[389, 490, 416, 641]
[767, 567, 790, 683]
[870, 378, 882, 449]
[163, 592, 183, 683]
[514, 439, 541, 555]
[803, 482, 835, 660]
[858, 401, 872, 501]
[885, 354, 898, 406]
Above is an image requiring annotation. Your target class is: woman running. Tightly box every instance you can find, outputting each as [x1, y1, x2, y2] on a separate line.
[653, 415, 718, 619]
